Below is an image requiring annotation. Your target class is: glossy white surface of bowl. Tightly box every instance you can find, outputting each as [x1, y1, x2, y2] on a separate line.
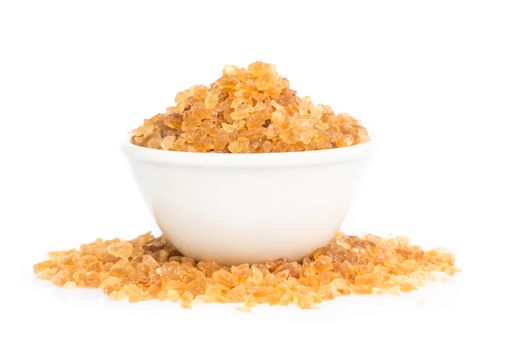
[122, 139, 373, 264]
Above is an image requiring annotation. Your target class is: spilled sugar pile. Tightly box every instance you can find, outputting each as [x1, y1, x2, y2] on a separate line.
[34, 231, 458, 310]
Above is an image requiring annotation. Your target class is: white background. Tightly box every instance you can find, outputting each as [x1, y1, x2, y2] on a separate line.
[1, 0, 506, 349]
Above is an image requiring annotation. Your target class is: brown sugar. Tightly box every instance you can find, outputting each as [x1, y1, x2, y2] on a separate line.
[130, 62, 369, 153]
[34, 232, 459, 309]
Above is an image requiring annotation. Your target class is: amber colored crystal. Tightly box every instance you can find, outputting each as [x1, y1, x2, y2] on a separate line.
[130, 62, 369, 153]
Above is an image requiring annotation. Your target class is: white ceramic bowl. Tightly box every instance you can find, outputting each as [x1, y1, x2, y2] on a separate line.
[122, 139, 373, 264]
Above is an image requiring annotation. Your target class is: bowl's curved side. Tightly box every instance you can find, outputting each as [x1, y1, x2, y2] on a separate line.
[123, 140, 373, 264]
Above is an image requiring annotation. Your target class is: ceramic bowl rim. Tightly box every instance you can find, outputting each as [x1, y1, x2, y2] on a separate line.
[122, 136, 373, 168]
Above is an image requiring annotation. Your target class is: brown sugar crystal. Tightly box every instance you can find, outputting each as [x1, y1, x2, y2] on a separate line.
[34, 232, 459, 309]
[130, 62, 369, 153]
